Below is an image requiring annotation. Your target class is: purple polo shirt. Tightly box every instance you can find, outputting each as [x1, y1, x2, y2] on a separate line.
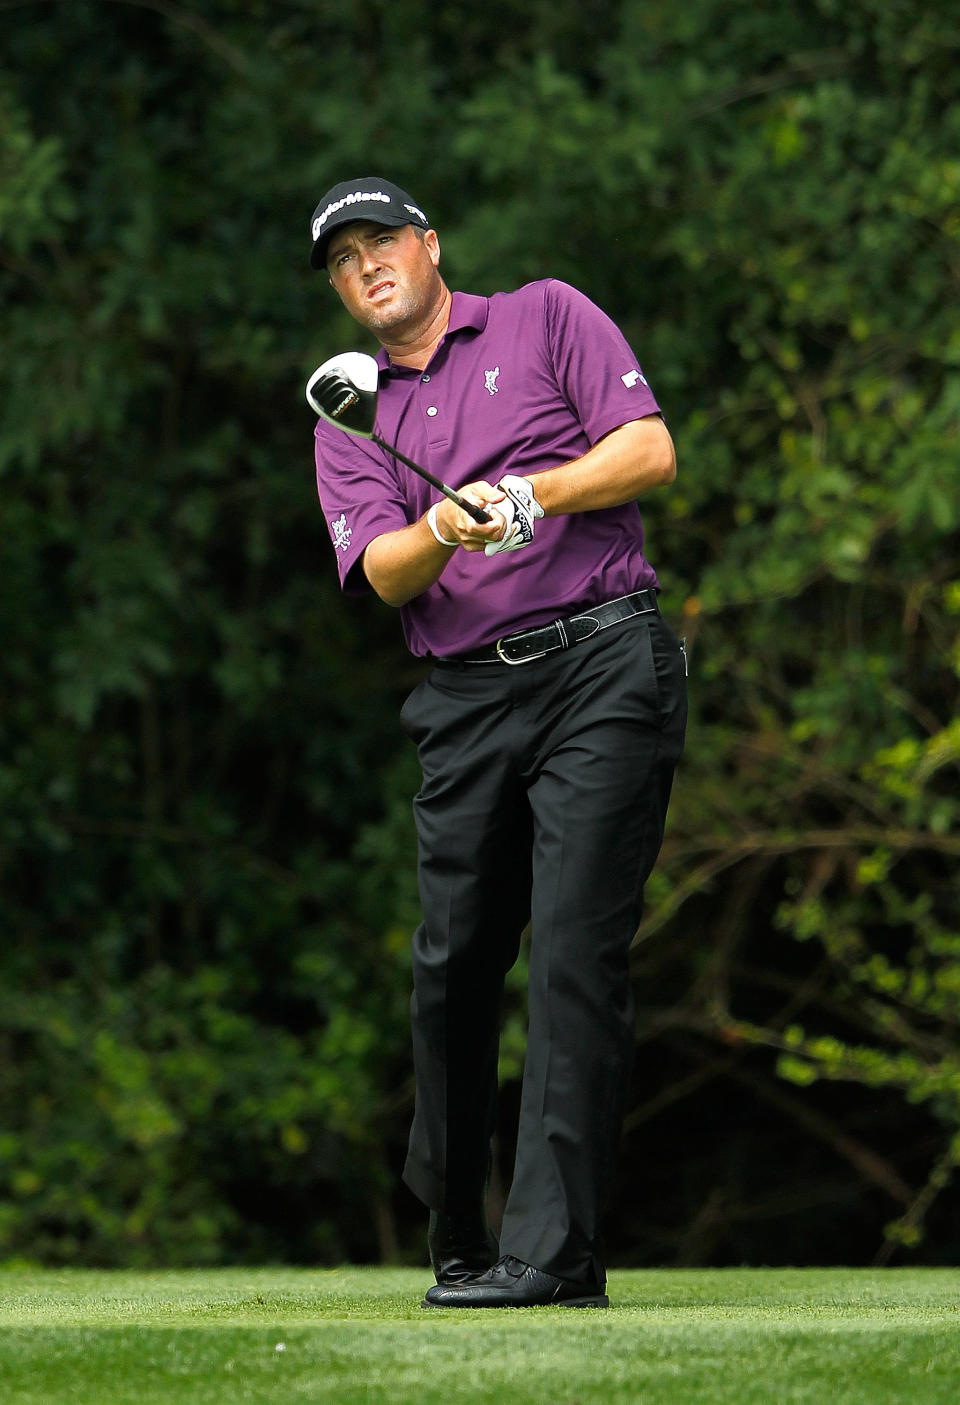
[313, 278, 662, 657]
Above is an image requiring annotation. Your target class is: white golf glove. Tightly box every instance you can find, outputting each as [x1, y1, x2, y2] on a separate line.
[484, 475, 544, 556]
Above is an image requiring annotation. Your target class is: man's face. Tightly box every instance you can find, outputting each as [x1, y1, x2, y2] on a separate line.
[326, 221, 443, 339]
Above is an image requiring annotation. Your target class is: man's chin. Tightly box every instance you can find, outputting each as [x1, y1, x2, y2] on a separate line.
[360, 304, 412, 337]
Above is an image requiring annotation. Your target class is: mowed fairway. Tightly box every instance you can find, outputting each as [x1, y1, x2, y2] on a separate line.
[1, 1267, 958, 1404]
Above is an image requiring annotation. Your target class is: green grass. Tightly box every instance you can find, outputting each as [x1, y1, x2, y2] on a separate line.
[0, 1267, 958, 1403]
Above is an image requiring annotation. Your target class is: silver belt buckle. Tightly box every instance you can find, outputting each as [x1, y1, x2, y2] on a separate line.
[496, 634, 548, 666]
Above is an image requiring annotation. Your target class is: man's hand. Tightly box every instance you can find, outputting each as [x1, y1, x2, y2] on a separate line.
[431, 482, 512, 553]
[483, 475, 544, 556]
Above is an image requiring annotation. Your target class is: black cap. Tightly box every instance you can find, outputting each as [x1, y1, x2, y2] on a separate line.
[309, 177, 431, 269]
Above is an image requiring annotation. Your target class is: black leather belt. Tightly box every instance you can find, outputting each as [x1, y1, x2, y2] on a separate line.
[438, 590, 660, 666]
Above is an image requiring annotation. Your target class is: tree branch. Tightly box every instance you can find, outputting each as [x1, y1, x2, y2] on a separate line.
[728, 1064, 913, 1206]
[0, 0, 252, 74]
[634, 826, 960, 943]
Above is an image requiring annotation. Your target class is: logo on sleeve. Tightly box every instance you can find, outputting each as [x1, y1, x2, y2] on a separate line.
[621, 369, 649, 388]
[331, 514, 352, 552]
[484, 366, 501, 395]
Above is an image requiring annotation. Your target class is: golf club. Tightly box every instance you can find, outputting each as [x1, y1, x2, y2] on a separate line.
[306, 352, 492, 524]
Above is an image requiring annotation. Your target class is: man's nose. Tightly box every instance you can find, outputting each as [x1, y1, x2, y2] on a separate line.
[359, 245, 383, 276]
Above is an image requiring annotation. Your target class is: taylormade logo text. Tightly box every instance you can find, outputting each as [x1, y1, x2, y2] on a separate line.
[312, 190, 391, 241]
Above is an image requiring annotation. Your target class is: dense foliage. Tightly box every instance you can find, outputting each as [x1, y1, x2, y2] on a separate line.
[1, 0, 957, 1267]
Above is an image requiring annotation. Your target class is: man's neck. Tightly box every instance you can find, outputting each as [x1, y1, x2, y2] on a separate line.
[381, 285, 453, 371]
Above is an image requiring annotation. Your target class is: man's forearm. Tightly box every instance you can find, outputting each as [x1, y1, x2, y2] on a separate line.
[362, 482, 509, 606]
[530, 415, 676, 516]
[362, 517, 458, 607]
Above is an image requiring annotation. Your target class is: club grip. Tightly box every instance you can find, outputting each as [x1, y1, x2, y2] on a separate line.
[463, 501, 491, 524]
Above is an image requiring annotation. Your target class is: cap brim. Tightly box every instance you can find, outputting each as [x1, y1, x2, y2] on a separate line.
[310, 211, 416, 269]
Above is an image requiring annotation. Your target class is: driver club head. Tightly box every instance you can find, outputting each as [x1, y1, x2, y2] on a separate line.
[306, 351, 380, 438]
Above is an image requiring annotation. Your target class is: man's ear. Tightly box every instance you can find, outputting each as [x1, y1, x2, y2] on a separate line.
[425, 229, 441, 267]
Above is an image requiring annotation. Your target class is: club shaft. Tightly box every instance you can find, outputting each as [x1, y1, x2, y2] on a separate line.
[372, 435, 491, 524]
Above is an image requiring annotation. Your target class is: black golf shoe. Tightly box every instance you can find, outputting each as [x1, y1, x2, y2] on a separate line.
[422, 1254, 609, 1308]
[428, 1209, 499, 1285]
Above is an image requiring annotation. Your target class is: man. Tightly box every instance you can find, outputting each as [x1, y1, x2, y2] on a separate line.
[308, 177, 687, 1308]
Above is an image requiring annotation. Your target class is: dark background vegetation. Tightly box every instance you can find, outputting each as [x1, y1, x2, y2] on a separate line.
[1, 0, 958, 1270]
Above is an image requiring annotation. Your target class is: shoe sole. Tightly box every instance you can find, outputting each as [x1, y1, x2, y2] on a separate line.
[421, 1295, 609, 1309]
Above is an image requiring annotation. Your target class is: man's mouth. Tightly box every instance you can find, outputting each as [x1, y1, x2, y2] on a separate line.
[367, 280, 395, 300]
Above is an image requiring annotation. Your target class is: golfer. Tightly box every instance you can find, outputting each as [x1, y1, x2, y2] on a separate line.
[308, 178, 687, 1308]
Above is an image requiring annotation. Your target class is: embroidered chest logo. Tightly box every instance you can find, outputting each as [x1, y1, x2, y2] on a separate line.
[331, 514, 352, 552]
[484, 366, 501, 396]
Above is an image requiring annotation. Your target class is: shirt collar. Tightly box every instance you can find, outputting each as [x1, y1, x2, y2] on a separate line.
[376, 292, 489, 373]
[446, 291, 489, 335]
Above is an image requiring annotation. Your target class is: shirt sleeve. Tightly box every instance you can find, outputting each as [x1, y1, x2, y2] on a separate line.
[314, 422, 411, 594]
[543, 280, 661, 444]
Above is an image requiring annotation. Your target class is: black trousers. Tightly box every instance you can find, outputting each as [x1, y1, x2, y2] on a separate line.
[398, 610, 687, 1282]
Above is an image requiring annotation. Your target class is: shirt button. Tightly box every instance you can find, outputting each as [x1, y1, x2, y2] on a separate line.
[426, 406, 438, 417]
[421, 374, 431, 383]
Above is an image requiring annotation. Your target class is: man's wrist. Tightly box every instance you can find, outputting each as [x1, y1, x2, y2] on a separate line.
[426, 502, 458, 547]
